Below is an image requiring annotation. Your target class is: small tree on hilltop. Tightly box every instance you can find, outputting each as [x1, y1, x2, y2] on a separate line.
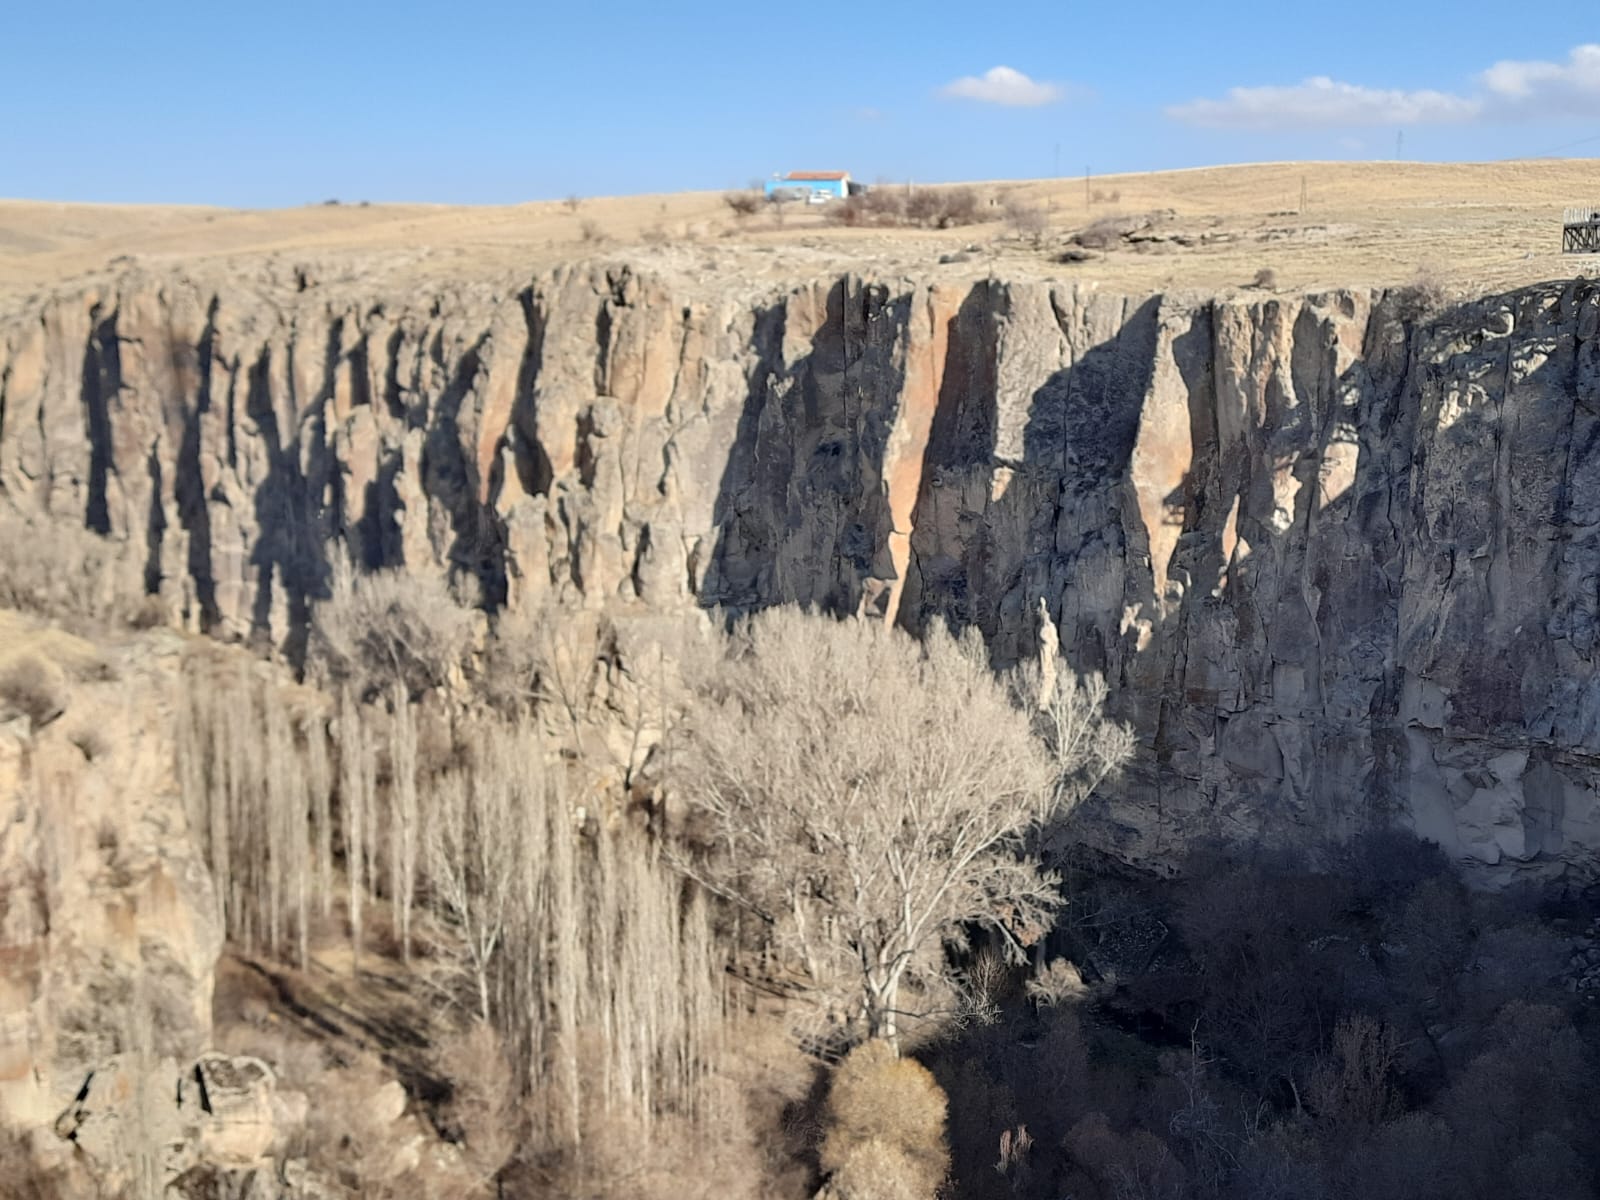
[724, 191, 760, 219]
[670, 608, 1131, 1047]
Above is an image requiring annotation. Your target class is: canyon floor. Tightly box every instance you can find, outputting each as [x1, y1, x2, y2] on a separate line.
[2, 159, 1597, 308]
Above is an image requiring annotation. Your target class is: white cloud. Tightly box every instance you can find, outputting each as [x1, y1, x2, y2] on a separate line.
[1481, 44, 1600, 114]
[1167, 77, 1479, 129]
[1167, 43, 1600, 130]
[940, 66, 1062, 108]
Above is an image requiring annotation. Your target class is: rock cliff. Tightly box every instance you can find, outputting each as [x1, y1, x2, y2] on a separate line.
[0, 613, 220, 1132]
[4, 264, 1600, 884]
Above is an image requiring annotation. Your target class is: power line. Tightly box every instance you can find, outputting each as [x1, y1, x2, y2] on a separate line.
[1534, 132, 1600, 156]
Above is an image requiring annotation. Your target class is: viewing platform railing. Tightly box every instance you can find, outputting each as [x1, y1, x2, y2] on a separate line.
[1564, 207, 1600, 254]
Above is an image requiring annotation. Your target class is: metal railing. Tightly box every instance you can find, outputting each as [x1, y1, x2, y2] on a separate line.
[1564, 207, 1600, 225]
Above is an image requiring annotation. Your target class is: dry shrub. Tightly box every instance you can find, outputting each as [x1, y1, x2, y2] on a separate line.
[1064, 1113, 1187, 1200]
[1233, 1122, 1331, 1200]
[0, 1127, 67, 1200]
[1075, 215, 1129, 250]
[721, 1016, 823, 1194]
[936, 187, 983, 228]
[1390, 875, 1471, 999]
[1336, 827, 1453, 912]
[0, 656, 66, 729]
[311, 558, 474, 699]
[515, 1073, 775, 1200]
[1460, 923, 1566, 1020]
[579, 218, 605, 243]
[820, 1041, 949, 1199]
[1392, 267, 1450, 323]
[436, 1022, 520, 1197]
[1306, 1013, 1399, 1131]
[1252, 267, 1279, 290]
[834, 189, 906, 228]
[215, 1021, 328, 1092]
[1002, 196, 1048, 242]
[903, 189, 944, 227]
[297, 1054, 425, 1198]
[826, 1140, 926, 1200]
[0, 513, 138, 626]
[724, 191, 760, 218]
[1026, 958, 1089, 1008]
[1438, 1002, 1587, 1153]
[832, 187, 984, 231]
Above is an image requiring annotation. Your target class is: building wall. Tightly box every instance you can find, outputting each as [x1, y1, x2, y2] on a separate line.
[764, 177, 849, 200]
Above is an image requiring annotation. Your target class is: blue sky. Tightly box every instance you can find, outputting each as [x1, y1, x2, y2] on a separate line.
[3, 0, 1597, 207]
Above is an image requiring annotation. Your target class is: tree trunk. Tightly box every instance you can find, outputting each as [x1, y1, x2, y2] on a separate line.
[865, 977, 900, 1052]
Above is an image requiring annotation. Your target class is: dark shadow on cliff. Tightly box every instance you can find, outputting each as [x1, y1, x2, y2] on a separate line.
[896, 290, 1163, 672]
[417, 329, 512, 609]
[697, 278, 910, 619]
[244, 345, 331, 669]
[81, 302, 119, 536]
[173, 298, 222, 629]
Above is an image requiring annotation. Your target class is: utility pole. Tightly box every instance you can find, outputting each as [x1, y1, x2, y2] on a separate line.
[1054, 142, 1061, 178]
[1299, 175, 1308, 215]
[1396, 130, 1404, 160]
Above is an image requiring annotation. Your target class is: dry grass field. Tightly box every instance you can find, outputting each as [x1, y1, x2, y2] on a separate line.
[2, 158, 1597, 303]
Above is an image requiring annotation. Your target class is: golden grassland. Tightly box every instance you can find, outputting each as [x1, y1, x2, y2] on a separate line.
[3, 158, 1598, 300]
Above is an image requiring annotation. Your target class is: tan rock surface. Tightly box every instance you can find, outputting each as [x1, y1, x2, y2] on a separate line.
[0, 613, 220, 1128]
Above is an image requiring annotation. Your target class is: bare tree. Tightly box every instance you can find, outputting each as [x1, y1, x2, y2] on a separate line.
[487, 604, 678, 796]
[390, 686, 420, 962]
[670, 609, 1131, 1047]
[424, 730, 530, 1022]
[436, 1021, 522, 1198]
[312, 556, 474, 699]
[339, 686, 370, 969]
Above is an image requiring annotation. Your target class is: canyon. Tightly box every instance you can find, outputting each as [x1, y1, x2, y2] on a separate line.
[4, 252, 1599, 889]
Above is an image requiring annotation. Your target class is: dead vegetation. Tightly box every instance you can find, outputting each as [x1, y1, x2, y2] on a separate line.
[724, 191, 761, 218]
[672, 609, 1131, 1048]
[832, 186, 985, 230]
[0, 655, 65, 729]
[8, 530, 1600, 1197]
[0, 514, 141, 628]
[1391, 265, 1453, 322]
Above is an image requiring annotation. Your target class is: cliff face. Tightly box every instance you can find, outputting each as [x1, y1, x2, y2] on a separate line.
[5, 264, 1600, 884]
[0, 615, 220, 1130]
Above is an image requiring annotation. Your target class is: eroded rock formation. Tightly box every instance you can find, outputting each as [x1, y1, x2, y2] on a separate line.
[0, 614, 220, 1130]
[5, 264, 1600, 884]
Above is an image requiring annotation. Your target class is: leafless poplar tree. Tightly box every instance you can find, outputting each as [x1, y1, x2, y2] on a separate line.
[339, 686, 369, 969]
[389, 686, 420, 962]
[176, 622, 724, 1163]
[671, 608, 1131, 1047]
[424, 729, 530, 1022]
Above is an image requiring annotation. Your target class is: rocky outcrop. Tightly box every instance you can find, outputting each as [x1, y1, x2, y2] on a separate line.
[4, 265, 1600, 885]
[0, 613, 221, 1131]
[52, 1051, 306, 1193]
